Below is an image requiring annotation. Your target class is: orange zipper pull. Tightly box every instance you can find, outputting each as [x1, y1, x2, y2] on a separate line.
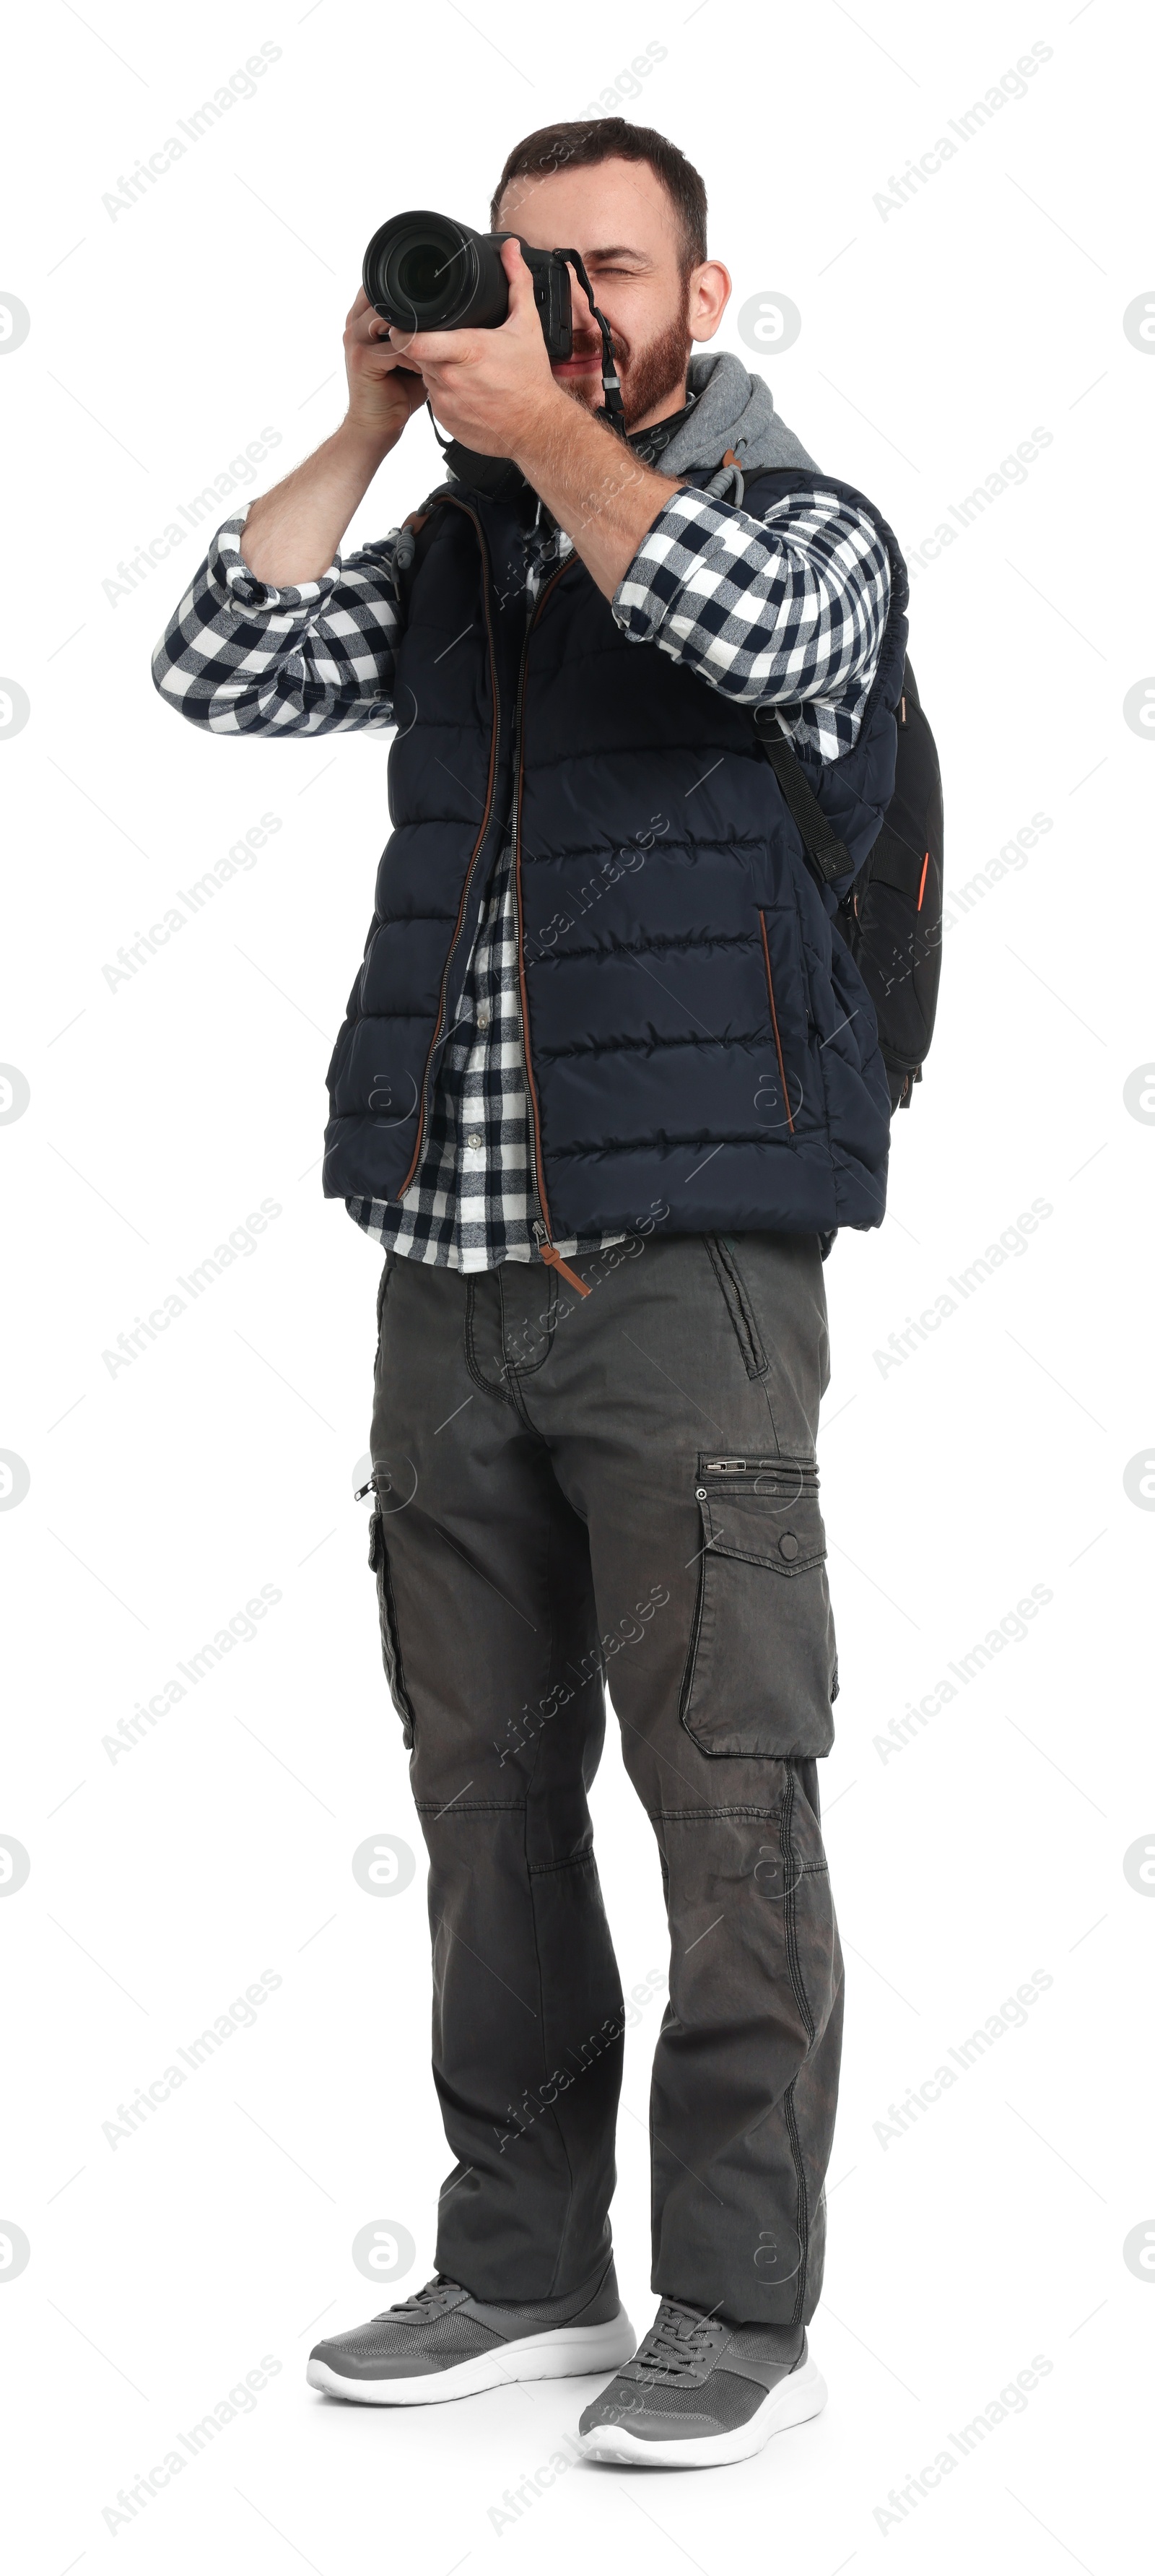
[537, 1239, 591, 1297]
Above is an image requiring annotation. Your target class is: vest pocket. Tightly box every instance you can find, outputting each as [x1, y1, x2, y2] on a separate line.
[757, 908, 806, 1136]
[679, 1456, 837, 1758]
[367, 1506, 416, 1748]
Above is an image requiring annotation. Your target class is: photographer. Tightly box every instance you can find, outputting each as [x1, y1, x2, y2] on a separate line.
[154, 118, 907, 2471]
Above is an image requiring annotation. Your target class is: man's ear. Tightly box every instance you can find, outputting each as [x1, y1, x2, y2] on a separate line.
[689, 260, 732, 346]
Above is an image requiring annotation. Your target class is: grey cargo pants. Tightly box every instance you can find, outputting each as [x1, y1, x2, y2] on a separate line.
[367, 1229, 844, 2331]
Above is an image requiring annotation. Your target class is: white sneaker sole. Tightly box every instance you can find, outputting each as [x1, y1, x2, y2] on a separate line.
[579, 2352, 828, 2467]
[306, 2307, 637, 2406]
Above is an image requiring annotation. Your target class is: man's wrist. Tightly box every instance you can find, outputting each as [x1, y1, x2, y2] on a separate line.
[507, 382, 597, 479]
[339, 409, 403, 469]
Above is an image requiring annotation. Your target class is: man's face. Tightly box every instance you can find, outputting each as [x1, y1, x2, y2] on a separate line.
[495, 155, 730, 435]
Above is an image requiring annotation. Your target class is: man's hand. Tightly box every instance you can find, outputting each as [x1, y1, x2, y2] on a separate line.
[393, 238, 681, 604]
[345, 287, 429, 443]
[239, 284, 428, 588]
[388, 237, 560, 458]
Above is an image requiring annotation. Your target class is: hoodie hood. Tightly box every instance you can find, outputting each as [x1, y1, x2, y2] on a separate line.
[640, 350, 818, 477]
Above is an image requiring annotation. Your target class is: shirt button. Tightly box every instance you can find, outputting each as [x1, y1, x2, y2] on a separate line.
[779, 1532, 799, 1561]
[476, 1009, 491, 1030]
[464, 1129, 484, 1152]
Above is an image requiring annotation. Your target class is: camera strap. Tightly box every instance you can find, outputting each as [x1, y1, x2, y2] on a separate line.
[423, 407, 528, 501]
[550, 246, 627, 434]
[420, 243, 627, 496]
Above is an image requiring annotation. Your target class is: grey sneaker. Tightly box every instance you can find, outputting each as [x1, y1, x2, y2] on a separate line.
[307, 2258, 635, 2406]
[578, 2297, 827, 2467]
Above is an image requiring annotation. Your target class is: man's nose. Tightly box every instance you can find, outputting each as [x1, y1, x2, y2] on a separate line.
[565, 261, 596, 328]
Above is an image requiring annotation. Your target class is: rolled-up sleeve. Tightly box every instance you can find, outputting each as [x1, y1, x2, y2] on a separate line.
[151, 513, 403, 735]
[611, 484, 892, 761]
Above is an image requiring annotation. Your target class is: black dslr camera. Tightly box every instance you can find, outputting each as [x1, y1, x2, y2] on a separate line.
[362, 209, 575, 361]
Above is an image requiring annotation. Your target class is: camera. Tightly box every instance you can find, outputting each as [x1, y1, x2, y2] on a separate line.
[362, 210, 574, 363]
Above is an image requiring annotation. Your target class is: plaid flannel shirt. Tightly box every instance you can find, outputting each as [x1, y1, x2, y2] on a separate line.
[152, 480, 891, 1272]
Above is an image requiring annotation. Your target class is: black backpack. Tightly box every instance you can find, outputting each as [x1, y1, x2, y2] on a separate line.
[753, 660, 943, 1111]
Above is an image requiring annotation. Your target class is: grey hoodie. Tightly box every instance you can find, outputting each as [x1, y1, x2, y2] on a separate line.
[640, 348, 818, 477]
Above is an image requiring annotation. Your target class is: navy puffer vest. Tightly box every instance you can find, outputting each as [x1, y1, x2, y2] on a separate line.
[323, 465, 910, 1241]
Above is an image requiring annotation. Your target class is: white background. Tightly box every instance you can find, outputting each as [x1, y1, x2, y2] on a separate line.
[1, 2, 1151, 2568]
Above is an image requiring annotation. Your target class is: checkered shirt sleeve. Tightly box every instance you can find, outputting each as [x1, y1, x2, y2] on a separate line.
[611, 484, 892, 763]
[150, 513, 401, 734]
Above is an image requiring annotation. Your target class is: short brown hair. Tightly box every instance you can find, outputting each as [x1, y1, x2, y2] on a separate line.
[491, 119, 708, 274]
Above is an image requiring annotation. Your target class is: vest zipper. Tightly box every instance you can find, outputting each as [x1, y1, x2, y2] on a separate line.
[531, 1225, 591, 1296]
[512, 557, 593, 1297]
[396, 498, 502, 1201]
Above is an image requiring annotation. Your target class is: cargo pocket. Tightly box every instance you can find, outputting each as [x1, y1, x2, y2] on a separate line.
[367, 1504, 416, 1748]
[679, 1454, 837, 1758]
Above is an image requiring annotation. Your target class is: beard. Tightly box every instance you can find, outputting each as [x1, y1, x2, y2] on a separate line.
[561, 295, 692, 432]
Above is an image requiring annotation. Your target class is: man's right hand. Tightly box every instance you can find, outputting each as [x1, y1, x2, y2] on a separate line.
[239, 287, 429, 589]
[344, 288, 429, 443]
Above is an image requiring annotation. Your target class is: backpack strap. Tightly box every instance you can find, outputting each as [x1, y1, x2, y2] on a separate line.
[750, 704, 855, 891]
[390, 488, 455, 617]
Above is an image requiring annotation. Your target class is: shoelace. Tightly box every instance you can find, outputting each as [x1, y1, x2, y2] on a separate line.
[629, 2298, 717, 2380]
[373, 2273, 462, 2324]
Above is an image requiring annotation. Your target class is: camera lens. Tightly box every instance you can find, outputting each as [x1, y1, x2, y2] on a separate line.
[362, 210, 510, 336]
[396, 242, 452, 305]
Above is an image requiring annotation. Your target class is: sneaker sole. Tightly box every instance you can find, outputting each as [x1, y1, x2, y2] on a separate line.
[578, 2353, 828, 2468]
[306, 2307, 637, 2406]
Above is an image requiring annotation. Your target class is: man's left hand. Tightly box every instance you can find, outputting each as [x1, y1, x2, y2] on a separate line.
[388, 237, 562, 457]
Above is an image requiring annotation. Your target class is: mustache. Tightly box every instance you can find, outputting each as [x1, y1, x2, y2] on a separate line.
[565, 326, 629, 368]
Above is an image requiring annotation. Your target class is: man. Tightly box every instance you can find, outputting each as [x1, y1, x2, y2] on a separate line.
[154, 118, 907, 2470]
